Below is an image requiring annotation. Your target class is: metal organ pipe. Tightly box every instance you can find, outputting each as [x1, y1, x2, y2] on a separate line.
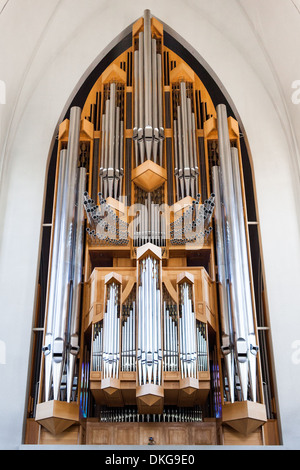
[100, 83, 124, 200]
[92, 322, 103, 372]
[216, 103, 248, 401]
[137, 255, 162, 386]
[103, 282, 120, 379]
[52, 106, 81, 401]
[179, 282, 197, 379]
[163, 302, 178, 372]
[133, 9, 164, 166]
[231, 147, 258, 402]
[121, 295, 136, 372]
[43, 148, 67, 402]
[67, 166, 87, 402]
[173, 82, 199, 200]
[212, 165, 235, 403]
[216, 103, 258, 403]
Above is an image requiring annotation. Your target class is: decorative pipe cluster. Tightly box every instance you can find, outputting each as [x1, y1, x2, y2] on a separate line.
[133, 9, 164, 166]
[196, 321, 208, 372]
[133, 186, 166, 247]
[212, 104, 258, 403]
[121, 293, 136, 372]
[43, 106, 86, 404]
[170, 193, 215, 245]
[173, 81, 199, 200]
[83, 191, 129, 245]
[100, 82, 124, 199]
[179, 282, 197, 379]
[102, 282, 121, 379]
[137, 255, 162, 386]
[163, 301, 179, 371]
[99, 406, 203, 422]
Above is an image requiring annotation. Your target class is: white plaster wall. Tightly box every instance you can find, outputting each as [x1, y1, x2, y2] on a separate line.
[0, 0, 299, 448]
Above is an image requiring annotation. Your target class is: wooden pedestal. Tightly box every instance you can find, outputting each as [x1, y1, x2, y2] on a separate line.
[222, 401, 267, 435]
[35, 400, 79, 435]
[136, 384, 164, 415]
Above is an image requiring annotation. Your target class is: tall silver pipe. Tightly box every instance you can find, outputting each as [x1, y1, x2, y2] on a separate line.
[192, 112, 199, 196]
[133, 301, 136, 371]
[212, 165, 235, 402]
[179, 283, 197, 379]
[121, 318, 125, 371]
[231, 147, 258, 401]
[144, 9, 152, 161]
[43, 149, 67, 401]
[157, 53, 164, 166]
[114, 106, 120, 198]
[138, 31, 145, 163]
[52, 106, 81, 401]
[133, 49, 139, 167]
[163, 302, 167, 371]
[216, 104, 248, 401]
[177, 105, 184, 199]
[100, 113, 105, 194]
[138, 281, 142, 384]
[152, 38, 159, 164]
[157, 270, 162, 386]
[180, 82, 190, 197]
[67, 166, 86, 402]
[187, 97, 195, 198]
[147, 256, 152, 383]
[108, 82, 116, 197]
[119, 120, 124, 198]
[103, 99, 110, 198]
[173, 120, 180, 199]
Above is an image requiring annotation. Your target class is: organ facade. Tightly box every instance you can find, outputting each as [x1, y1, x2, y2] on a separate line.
[25, 10, 279, 446]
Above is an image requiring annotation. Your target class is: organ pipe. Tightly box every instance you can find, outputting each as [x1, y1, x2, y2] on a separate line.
[215, 103, 259, 402]
[43, 106, 84, 403]
[179, 282, 197, 379]
[100, 82, 124, 200]
[133, 9, 164, 166]
[173, 81, 199, 200]
[137, 253, 162, 386]
[103, 281, 121, 379]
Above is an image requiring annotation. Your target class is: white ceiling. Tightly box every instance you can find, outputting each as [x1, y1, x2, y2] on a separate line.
[0, 0, 299, 190]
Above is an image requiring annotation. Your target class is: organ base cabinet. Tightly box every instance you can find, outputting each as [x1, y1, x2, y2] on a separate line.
[26, 9, 280, 447]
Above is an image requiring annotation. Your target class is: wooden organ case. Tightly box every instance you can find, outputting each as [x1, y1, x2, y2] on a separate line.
[25, 10, 280, 446]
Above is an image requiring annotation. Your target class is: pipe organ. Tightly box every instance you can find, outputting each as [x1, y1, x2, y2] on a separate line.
[27, 10, 279, 446]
